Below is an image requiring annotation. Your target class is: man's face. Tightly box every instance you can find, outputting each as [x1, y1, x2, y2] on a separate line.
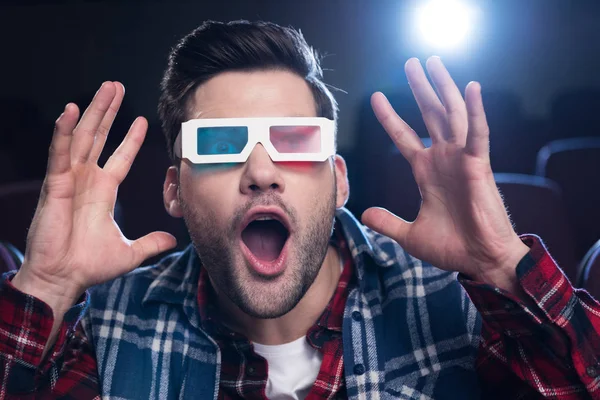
[164, 70, 348, 319]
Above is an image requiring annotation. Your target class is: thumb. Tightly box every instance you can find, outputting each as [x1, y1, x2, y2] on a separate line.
[131, 231, 178, 267]
[361, 207, 411, 247]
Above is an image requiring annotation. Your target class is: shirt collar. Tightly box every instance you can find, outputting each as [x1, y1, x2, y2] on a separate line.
[315, 223, 354, 332]
[142, 246, 201, 307]
[334, 207, 394, 267]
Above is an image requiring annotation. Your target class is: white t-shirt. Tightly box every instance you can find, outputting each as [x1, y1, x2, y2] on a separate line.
[253, 336, 323, 400]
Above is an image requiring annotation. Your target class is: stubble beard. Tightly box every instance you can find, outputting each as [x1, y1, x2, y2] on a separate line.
[181, 186, 337, 319]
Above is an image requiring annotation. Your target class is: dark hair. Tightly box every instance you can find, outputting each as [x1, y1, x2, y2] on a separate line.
[158, 20, 339, 164]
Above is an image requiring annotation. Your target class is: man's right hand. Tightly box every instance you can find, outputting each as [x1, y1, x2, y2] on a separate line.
[11, 81, 177, 317]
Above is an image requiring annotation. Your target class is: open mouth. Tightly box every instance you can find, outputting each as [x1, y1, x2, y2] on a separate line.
[241, 218, 290, 262]
[239, 210, 292, 277]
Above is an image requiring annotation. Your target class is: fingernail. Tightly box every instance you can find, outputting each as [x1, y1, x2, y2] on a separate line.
[56, 103, 70, 121]
[96, 81, 109, 95]
[405, 58, 420, 71]
[116, 81, 125, 95]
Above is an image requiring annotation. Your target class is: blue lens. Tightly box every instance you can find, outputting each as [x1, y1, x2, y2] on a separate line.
[196, 126, 248, 155]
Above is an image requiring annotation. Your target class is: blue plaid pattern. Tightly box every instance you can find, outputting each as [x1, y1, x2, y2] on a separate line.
[82, 208, 482, 399]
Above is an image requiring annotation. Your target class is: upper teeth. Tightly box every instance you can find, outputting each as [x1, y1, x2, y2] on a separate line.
[255, 217, 275, 221]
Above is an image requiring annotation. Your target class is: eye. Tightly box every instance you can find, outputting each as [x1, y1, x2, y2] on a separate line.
[275, 134, 311, 152]
[269, 125, 321, 154]
[280, 134, 301, 145]
[210, 141, 237, 154]
[196, 126, 248, 156]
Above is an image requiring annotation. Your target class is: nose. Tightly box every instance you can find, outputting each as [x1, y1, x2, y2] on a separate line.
[239, 144, 285, 195]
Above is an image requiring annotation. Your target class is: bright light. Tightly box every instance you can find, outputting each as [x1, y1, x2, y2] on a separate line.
[417, 0, 475, 49]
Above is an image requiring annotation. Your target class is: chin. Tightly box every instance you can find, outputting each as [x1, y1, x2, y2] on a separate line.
[228, 260, 309, 319]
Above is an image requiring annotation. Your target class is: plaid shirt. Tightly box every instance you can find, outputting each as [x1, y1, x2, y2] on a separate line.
[1, 208, 600, 399]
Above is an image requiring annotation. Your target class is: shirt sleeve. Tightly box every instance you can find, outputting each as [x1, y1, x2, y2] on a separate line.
[459, 235, 600, 400]
[0, 272, 101, 399]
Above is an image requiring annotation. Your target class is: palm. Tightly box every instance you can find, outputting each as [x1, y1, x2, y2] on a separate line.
[42, 165, 137, 285]
[362, 58, 524, 278]
[19, 82, 176, 300]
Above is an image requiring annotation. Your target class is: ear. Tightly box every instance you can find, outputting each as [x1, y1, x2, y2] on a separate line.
[333, 155, 350, 208]
[163, 166, 183, 218]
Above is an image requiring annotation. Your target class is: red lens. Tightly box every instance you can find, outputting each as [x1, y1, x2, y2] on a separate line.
[269, 125, 322, 153]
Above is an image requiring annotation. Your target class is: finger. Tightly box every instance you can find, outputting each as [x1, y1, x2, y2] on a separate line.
[404, 58, 448, 143]
[47, 103, 80, 176]
[361, 207, 411, 247]
[88, 82, 125, 164]
[371, 92, 425, 163]
[131, 231, 177, 267]
[103, 117, 148, 183]
[464, 81, 490, 159]
[70, 82, 116, 164]
[425, 56, 468, 145]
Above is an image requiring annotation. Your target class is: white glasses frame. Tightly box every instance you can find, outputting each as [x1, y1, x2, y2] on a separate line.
[173, 117, 336, 164]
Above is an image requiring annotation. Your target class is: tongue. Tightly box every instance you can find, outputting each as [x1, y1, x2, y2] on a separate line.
[241, 220, 288, 262]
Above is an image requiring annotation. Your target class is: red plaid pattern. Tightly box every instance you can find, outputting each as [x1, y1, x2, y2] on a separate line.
[0, 277, 99, 399]
[462, 235, 600, 399]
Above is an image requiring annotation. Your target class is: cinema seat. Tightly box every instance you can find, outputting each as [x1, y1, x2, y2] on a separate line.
[577, 239, 600, 299]
[494, 173, 579, 282]
[536, 138, 600, 260]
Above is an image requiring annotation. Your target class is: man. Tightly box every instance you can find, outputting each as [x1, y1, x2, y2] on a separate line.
[1, 20, 599, 399]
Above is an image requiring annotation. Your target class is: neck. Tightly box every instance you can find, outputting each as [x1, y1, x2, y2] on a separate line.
[216, 245, 342, 345]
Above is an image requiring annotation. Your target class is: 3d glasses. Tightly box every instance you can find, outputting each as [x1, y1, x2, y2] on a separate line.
[174, 117, 336, 164]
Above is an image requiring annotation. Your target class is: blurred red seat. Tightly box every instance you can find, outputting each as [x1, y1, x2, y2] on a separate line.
[577, 239, 600, 299]
[494, 173, 579, 282]
[536, 138, 600, 260]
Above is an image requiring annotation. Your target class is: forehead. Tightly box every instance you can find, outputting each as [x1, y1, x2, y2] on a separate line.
[188, 70, 318, 119]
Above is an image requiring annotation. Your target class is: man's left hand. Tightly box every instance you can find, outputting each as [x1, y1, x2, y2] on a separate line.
[362, 56, 530, 293]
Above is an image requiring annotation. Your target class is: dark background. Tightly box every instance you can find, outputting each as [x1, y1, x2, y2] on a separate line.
[1, 0, 599, 276]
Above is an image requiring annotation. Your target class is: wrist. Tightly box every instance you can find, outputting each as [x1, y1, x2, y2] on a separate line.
[473, 240, 530, 297]
[11, 269, 84, 317]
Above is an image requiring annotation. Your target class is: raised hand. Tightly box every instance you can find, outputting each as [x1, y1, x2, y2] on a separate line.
[11, 82, 177, 316]
[361, 57, 529, 288]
